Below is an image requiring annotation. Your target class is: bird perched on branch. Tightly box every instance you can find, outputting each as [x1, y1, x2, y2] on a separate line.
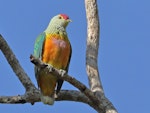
[33, 14, 72, 105]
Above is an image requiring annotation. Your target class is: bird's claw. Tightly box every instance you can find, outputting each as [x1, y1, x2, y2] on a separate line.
[46, 64, 54, 72]
[59, 69, 66, 77]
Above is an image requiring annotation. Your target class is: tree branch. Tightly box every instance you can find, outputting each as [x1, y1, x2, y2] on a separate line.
[0, 90, 88, 104]
[30, 55, 104, 112]
[85, 0, 103, 97]
[85, 0, 118, 113]
[0, 34, 105, 112]
[0, 1, 118, 111]
[0, 34, 35, 92]
[0, 90, 97, 111]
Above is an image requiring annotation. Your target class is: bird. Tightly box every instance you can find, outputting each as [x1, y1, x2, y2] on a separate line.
[33, 14, 72, 105]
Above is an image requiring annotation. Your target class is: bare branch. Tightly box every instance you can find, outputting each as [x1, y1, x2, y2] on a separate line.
[0, 89, 40, 104]
[0, 34, 106, 112]
[0, 34, 35, 91]
[85, 0, 103, 96]
[0, 90, 96, 110]
[0, 95, 27, 104]
[85, 0, 118, 113]
[30, 55, 104, 112]
[0, 2, 118, 111]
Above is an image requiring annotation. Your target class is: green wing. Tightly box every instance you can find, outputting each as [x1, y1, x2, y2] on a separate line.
[34, 32, 46, 59]
[34, 32, 46, 83]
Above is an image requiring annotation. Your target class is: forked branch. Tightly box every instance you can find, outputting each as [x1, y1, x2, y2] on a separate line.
[0, 35, 103, 112]
[30, 55, 104, 112]
[0, 34, 116, 112]
[0, 1, 118, 112]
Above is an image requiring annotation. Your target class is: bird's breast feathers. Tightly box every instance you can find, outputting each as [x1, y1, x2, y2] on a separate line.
[42, 34, 71, 69]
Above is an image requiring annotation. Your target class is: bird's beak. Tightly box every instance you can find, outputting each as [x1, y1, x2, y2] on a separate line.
[67, 19, 72, 23]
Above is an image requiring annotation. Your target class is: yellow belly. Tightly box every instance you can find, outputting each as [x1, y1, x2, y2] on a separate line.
[38, 70, 57, 96]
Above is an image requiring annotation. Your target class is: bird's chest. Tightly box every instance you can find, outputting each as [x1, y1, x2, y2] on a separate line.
[42, 37, 70, 69]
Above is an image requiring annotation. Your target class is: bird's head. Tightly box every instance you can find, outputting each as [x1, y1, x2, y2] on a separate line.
[50, 14, 71, 28]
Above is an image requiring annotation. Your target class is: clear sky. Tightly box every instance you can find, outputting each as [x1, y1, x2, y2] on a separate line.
[0, 0, 150, 113]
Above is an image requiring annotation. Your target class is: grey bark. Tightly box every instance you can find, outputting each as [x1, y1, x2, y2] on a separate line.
[85, 0, 118, 113]
[0, 1, 118, 112]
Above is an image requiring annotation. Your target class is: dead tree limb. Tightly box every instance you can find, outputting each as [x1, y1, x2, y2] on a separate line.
[0, 34, 103, 112]
[0, 90, 90, 106]
[85, 0, 118, 113]
[30, 55, 104, 112]
[0, 34, 35, 92]
[0, 1, 118, 112]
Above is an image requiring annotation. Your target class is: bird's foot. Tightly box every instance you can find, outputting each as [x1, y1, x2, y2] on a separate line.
[46, 64, 54, 72]
[54, 92, 58, 98]
[59, 69, 66, 77]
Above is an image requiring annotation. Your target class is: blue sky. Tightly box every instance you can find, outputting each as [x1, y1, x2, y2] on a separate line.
[0, 0, 150, 113]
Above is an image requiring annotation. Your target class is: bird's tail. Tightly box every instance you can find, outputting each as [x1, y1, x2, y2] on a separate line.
[40, 94, 54, 105]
